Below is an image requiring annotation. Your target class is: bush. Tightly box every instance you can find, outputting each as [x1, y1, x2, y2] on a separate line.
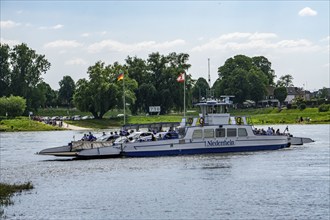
[299, 103, 306, 110]
[0, 95, 26, 117]
[318, 104, 330, 112]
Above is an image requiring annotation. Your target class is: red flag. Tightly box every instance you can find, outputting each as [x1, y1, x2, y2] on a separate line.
[117, 73, 124, 81]
[177, 73, 185, 83]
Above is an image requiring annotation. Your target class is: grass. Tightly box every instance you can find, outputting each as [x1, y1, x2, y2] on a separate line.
[0, 182, 34, 206]
[68, 118, 122, 129]
[0, 117, 65, 132]
[231, 107, 330, 124]
[0, 107, 329, 131]
[0, 182, 34, 217]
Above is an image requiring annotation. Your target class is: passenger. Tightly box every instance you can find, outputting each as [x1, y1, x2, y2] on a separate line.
[151, 134, 156, 141]
[88, 132, 96, 141]
[266, 127, 271, 135]
[81, 134, 88, 141]
[276, 129, 280, 135]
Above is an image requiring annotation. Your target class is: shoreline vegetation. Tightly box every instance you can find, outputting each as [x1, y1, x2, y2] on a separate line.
[0, 107, 329, 132]
[0, 182, 34, 217]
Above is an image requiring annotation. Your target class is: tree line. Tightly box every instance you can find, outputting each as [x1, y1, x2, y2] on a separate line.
[1, 43, 327, 118]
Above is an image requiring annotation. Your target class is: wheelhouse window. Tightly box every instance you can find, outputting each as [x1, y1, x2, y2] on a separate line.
[204, 129, 214, 138]
[192, 129, 203, 139]
[227, 128, 237, 137]
[215, 128, 226, 137]
[238, 128, 248, 137]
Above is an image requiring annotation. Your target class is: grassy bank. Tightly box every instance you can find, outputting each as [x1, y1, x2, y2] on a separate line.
[231, 107, 330, 124]
[67, 108, 329, 129]
[0, 182, 34, 217]
[0, 118, 65, 132]
[1, 108, 329, 131]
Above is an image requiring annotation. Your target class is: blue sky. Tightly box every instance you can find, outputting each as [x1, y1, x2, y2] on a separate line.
[1, 1, 329, 91]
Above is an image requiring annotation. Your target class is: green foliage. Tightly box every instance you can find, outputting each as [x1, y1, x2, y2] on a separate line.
[73, 61, 137, 119]
[0, 118, 64, 131]
[0, 95, 26, 117]
[58, 75, 75, 107]
[217, 55, 274, 104]
[232, 107, 329, 124]
[193, 77, 210, 102]
[299, 103, 306, 110]
[274, 86, 288, 104]
[276, 74, 294, 87]
[247, 68, 267, 104]
[126, 52, 192, 114]
[0, 182, 33, 207]
[318, 87, 329, 99]
[318, 104, 330, 112]
[0, 43, 51, 112]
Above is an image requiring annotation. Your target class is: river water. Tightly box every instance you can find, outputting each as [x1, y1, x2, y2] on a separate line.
[0, 124, 329, 220]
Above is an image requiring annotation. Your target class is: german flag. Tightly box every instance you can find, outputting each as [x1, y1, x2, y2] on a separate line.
[117, 73, 124, 81]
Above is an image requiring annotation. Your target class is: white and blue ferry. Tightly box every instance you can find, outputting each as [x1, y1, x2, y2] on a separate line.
[38, 97, 313, 159]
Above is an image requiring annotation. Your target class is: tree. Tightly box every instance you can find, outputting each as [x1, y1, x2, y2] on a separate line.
[73, 61, 137, 119]
[247, 68, 267, 105]
[192, 77, 210, 102]
[276, 74, 294, 87]
[318, 87, 329, 99]
[58, 75, 75, 107]
[252, 56, 276, 86]
[126, 52, 191, 114]
[0, 43, 51, 112]
[217, 54, 273, 104]
[0, 44, 11, 97]
[274, 86, 288, 106]
[0, 95, 26, 117]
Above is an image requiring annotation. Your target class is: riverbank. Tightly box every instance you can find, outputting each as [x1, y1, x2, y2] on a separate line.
[0, 107, 329, 131]
[0, 118, 65, 132]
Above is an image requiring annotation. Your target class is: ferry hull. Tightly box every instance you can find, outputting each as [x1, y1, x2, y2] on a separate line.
[123, 144, 287, 157]
[122, 136, 290, 157]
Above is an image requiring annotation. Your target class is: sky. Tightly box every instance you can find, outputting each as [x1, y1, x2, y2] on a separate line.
[1, 1, 329, 91]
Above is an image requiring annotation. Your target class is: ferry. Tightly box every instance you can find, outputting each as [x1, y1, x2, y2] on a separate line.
[37, 97, 314, 159]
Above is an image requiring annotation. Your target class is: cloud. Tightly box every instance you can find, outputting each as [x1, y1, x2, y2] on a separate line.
[81, 33, 90, 37]
[0, 20, 21, 28]
[44, 40, 83, 49]
[298, 7, 317, 16]
[87, 39, 186, 53]
[320, 36, 330, 42]
[0, 38, 20, 46]
[65, 58, 87, 65]
[39, 24, 64, 30]
[192, 32, 277, 52]
[191, 32, 319, 53]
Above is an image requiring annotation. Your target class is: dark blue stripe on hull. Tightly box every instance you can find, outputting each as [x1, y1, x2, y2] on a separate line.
[123, 144, 288, 157]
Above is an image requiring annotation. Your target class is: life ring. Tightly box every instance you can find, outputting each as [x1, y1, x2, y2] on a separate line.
[199, 117, 204, 126]
[188, 117, 193, 125]
[236, 117, 242, 125]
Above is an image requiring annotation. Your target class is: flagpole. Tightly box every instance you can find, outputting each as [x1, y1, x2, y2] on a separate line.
[123, 74, 126, 125]
[184, 71, 186, 119]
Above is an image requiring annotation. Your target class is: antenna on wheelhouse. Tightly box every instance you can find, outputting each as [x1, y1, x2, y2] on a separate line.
[207, 58, 214, 99]
[208, 58, 211, 88]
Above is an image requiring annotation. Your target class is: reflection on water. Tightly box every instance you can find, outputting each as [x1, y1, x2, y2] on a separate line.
[0, 125, 329, 219]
